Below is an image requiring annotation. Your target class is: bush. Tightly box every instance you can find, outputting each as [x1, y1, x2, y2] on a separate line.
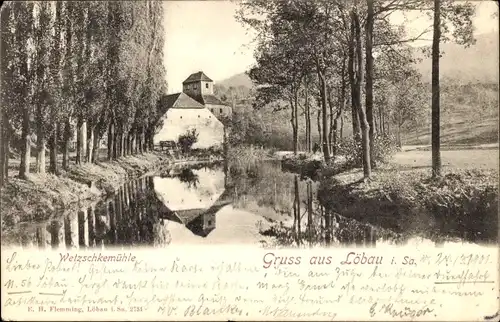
[177, 129, 198, 154]
[336, 133, 399, 167]
[336, 138, 363, 167]
[372, 133, 400, 163]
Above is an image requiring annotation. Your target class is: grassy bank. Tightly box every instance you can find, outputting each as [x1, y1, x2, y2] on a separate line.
[318, 166, 498, 243]
[1, 153, 171, 230]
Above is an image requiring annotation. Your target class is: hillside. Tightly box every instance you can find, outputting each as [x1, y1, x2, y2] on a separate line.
[413, 32, 499, 84]
[218, 32, 498, 147]
[217, 72, 254, 88]
[218, 33, 498, 89]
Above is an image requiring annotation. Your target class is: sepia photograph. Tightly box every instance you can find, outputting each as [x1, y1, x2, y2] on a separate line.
[0, 0, 498, 251]
[1, 1, 499, 321]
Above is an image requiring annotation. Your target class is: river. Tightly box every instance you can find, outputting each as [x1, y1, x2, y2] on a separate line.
[0, 160, 479, 249]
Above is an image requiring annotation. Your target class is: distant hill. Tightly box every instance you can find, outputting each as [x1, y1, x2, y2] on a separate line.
[218, 32, 498, 88]
[216, 72, 254, 88]
[413, 32, 499, 84]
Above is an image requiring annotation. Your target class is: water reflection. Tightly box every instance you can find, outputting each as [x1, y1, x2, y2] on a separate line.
[5, 161, 468, 249]
[6, 164, 234, 249]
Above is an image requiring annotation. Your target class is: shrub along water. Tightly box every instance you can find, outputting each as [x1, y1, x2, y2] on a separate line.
[318, 168, 498, 243]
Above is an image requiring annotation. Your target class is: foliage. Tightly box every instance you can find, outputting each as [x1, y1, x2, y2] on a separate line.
[371, 133, 400, 163]
[336, 133, 399, 167]
[178, 168, 199, 188]
[226, 145, 271, 175]
[177, 129, 199, 154]
[0, 1, 167, 184]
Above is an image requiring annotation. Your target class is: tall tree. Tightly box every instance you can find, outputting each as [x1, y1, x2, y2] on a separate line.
[33, 2, 55, 174]
[61, 1, 75, 170]
[431, 0, 441, 177]
[350, 6, 371, 179]
[0, 3, 16, 185]
[365, 0, 375, 167]
[14, 2, 35, 179]
[48, 1, 63, 174]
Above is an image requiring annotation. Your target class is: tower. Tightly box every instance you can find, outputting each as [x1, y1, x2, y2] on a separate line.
[182, 71, 214, 98]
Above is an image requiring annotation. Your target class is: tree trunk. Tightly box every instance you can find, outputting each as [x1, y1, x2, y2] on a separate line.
[19, 110, 31, 179]
[129, 132, 134, 155]
[62, 119, 71, 170]
[340, 113, 344, 140]
[124, 133, 130, 155]
[379, 103, 384, 134]
[332, 103, 344, 159]
[120, 132, 125, 157]
[132, 131, 138, 154]
[85, 119, 91, 163]
[317, 108, 322, 147]
[143, 126, 148, 153]
[307, 181, 313, 246]
[49, 124, 58, 174]
[293, 90, 299, 154]
[76, 116, 83, 165]
[114, 132, 119, 159]
[349, 31, 361, 143]
[397, 124, 402, 148]
[2, 137, 9, 184]
[431, 0, 442, 177]
[318, 71, 330, 163]
[138, 126, 144, 154]
[294, 175, 301, 245]
[36, 123, 46, 174]
[0, 114, 4, 187]
[365, 0, 375, 168]
[144, 127, 153, 152]
[0, 114, 8, 186]
[115, 131, 121, 159]
[304, 77, 311, 153]
[290, 99, 298, 155]
[92, 128, 99, 163]
[337, 58, 347, 154]
[328, 91, 334, 155]
[352, 8, 371, 179]
[107, 122, 114, 161]
[149, 130, 154, 151]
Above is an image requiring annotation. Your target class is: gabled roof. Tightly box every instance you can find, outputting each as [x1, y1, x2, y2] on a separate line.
[182, 71, 213, 84]
[191, 94, 228, 107]
[159, 92, 205, 112]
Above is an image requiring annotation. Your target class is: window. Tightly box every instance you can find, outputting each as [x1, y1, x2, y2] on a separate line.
[194, 84, 197, 89]
[198, 115, 200, 118]
[180, 116, 182, 119]
[208, 220, 212, 225]
[219, 108, 223, 113]
[206, 83, 209, 89]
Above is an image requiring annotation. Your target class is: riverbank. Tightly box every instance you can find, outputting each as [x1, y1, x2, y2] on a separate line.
[0, 153, 172, 230]
[274, 147, 499, 244]
[318, 165, 498, 243]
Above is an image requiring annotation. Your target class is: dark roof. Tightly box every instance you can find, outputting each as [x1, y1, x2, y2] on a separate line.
[182, 71, 213, 84]
[190, 94, 228, 107]
[175, 208, 207, 224]
[156, 188, 232, 221]
[159, 92, 205, 112]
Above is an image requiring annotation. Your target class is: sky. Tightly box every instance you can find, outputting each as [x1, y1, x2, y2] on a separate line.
[163, 0, 499, 94]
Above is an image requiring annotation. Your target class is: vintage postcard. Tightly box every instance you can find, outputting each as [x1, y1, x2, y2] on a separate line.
[0, 0, 498, 321]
